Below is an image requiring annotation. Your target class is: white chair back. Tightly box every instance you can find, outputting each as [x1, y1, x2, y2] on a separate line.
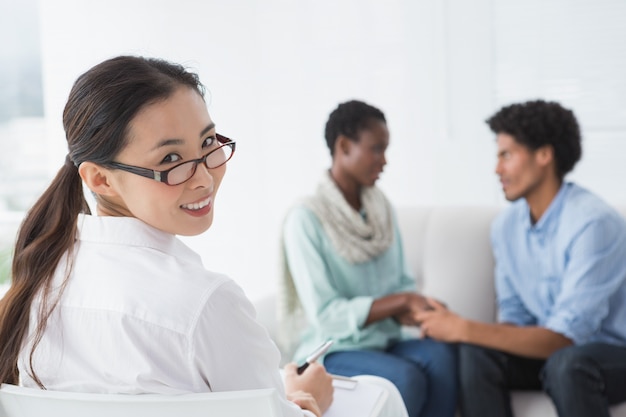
[0, 384, 282, 417]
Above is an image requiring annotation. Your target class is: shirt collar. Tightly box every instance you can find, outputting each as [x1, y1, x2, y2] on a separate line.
[76, 214, 200, 264]
[522, 182, 572, 233]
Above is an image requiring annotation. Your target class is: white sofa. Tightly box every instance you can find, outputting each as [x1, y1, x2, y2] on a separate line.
[255, 205, 626, 417]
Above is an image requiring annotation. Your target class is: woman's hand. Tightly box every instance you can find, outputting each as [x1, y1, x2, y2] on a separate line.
[368, 292, 437, 326]
[287, 390, 321, 417]
[284, 362, 334, 417]
[393, 293, 434, 326]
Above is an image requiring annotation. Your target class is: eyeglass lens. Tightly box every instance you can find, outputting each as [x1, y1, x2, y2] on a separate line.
[168, 144, 234, 185]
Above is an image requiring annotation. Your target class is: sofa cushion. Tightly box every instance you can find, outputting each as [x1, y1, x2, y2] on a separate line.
[396, 206, 500, 322]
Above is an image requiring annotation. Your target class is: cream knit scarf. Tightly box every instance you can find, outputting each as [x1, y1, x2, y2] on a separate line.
[276, 171, 394, 357]
[305, 170, 394, 264]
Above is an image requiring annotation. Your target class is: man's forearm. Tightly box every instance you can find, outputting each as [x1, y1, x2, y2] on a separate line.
[462, 320, 574, 359]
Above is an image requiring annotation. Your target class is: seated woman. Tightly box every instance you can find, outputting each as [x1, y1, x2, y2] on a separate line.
[0, 56, 336, 417]
[282, 100, 458, 417]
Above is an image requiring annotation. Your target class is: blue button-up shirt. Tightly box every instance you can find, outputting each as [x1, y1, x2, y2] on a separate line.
[491, 182, 626, 346]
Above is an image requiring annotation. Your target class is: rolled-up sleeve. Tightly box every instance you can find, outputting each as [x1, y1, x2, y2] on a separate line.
[545, 216, 626, 344]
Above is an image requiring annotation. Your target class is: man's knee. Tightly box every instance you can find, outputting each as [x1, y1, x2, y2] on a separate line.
[542, 345, 604, 394]
[459, 343, 502, 384]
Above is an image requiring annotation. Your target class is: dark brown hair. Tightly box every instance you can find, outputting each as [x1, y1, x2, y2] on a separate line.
[0, 56, 205, 386]
[324, 99, 386, 156]
[486, 99, 582, 180]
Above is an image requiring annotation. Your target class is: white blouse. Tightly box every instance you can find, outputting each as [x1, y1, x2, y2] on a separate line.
[18, 214, 308, 416]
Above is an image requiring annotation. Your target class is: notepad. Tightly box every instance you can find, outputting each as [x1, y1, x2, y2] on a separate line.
[324, 377, 387, 417]
[331, 375, 358, 390]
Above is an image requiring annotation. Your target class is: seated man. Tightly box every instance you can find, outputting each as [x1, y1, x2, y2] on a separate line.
[417, 99, 626, 417]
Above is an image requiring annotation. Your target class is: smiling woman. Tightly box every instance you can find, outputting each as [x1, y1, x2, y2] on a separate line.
[0, 55, 337, 417]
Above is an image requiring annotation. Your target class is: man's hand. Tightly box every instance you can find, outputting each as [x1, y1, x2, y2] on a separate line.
[368, 292, 445, 326]
[415, 298, 468, 342]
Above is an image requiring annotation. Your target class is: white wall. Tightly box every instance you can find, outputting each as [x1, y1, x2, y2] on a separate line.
[37, 0, 626, 301]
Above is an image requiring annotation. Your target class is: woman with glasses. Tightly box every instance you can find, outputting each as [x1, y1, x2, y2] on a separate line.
[0, 56, 334, 417]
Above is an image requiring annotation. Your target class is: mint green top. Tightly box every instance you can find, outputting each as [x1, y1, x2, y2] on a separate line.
[283, 205, 416, 363]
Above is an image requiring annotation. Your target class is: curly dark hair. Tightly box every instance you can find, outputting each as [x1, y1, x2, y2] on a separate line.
[324, 100, 386, 156]
[486, 99, 582, 179]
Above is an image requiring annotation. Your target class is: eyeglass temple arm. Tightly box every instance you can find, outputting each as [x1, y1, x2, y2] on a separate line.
[216, 133, 233, 144]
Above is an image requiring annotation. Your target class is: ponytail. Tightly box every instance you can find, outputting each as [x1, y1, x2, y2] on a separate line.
[0, 161, 89, 385]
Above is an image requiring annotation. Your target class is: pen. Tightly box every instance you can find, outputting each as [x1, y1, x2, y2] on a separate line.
[296, 339, 334, 375]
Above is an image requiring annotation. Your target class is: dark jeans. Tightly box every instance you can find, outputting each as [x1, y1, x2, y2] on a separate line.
[458, 342, 626, 417]
[324, 338, 458, 417]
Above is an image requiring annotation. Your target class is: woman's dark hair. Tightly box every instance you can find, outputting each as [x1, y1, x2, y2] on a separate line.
[324, 100, 386, 156]
[486, 99, 582, 179]
[0, 56, 205, 386]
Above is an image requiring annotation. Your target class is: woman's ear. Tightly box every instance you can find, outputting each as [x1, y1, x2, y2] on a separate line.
[78, 162, 118, 197]
[336, 135, 352, 156]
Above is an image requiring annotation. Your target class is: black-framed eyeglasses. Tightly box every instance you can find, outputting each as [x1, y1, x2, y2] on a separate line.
[106, 133, 236, 186]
